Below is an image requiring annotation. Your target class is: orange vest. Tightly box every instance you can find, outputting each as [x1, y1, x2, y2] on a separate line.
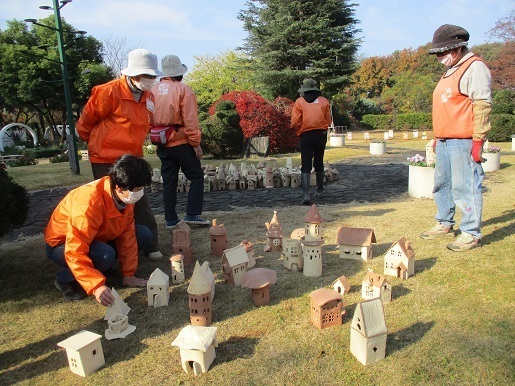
[44, 177, 139, 294]
[432, 56, 483, 139]
[291, 96, 331, 136]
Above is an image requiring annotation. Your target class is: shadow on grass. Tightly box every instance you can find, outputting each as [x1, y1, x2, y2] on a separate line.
[392, 283, 412, 301]
[481, 209, 515, 246]
[215, 336, 260, 368]
[416, 257, 437, 274]
[386, 321, 435, 355]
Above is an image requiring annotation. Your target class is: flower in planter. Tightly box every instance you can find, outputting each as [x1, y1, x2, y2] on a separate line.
[483, 145, 500, 154]
[407, 154, 434, 167]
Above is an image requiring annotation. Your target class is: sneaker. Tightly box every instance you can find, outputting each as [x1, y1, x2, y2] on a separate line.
[148, 251, 164, 260]
[54, 278, 87, 301]
[165, 218, 181, 229]
[420, 223, 455, 239]
[184, 215, 210, 226]
[447, 233, 481, 252]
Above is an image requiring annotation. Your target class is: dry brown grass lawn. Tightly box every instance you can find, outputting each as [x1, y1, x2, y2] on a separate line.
[1, 141, 514, 385]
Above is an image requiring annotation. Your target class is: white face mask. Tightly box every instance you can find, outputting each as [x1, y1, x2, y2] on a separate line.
[134, 78, 155, 91]
[121, 188, 145, 204]
[438, 52, 456, 67]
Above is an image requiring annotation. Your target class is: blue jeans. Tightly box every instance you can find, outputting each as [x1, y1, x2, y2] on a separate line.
[157, 144, 204, 222]
[46, 224, 152, 283]
[433, 139, 484, 238]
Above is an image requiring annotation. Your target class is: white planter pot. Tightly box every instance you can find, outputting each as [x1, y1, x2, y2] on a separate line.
[512, 137, 515, 151]
[482, 152, 501, 172]
[408, 165, 434, 199]
[329, 135, 345, 147]
[370, 142, 386, 155]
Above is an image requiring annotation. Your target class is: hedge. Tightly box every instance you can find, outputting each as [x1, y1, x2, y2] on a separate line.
[488, 114, 515, 142]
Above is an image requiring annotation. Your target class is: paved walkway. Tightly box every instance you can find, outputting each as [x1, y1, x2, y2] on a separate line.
[0, 148, 413, 243]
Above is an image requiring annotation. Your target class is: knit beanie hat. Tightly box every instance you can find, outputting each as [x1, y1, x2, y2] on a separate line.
[429, 24, 469, 54]
[161, 55, 188, 77]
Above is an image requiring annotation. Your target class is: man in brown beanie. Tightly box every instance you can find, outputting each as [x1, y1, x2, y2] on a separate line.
[420, 24, 492, 251]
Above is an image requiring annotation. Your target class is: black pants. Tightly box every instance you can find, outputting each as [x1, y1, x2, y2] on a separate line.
[299, 130, 327, 173]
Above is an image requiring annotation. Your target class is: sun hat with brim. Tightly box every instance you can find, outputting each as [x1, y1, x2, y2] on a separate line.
[161, 55, 188, 77]
[428, 24, 469, 54]
[298, 79, 320, 93]
[121, 49, 162, 77]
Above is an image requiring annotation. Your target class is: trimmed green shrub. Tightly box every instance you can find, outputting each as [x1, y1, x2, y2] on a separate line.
[489, 114, 515, 142]
[201, 100, 243, 158]
[22, 147, 63, 159]
[0, 167, 29, 237]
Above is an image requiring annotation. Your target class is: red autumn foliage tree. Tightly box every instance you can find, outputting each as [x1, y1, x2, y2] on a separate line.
[209, 91, 298, 153]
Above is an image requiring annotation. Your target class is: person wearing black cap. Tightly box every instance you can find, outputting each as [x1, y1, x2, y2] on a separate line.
[291, 79, 332, 205]
[420, 24, 492, 251]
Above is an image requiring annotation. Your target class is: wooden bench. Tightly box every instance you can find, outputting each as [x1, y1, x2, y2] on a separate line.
[0, 154, 23, 162]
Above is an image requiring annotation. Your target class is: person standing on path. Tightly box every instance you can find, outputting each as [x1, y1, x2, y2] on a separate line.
[76, 49, 164, 260]
[420, 24, 492, 251]
[291, 79, 332, 205]
[149, 54, 209, 228]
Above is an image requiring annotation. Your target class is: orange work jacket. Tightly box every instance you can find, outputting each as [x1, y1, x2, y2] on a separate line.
[291, 96, 331, 136]
[44, 177, 139, 295]
[77, 76, 153, 163]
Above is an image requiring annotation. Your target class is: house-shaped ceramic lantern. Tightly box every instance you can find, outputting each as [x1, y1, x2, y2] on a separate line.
[332, 275, 351, 296]
[147, 268, 170, 308]
[209, 219, 228, 258]
[426, 139, 436, 166]
[350, 298, 387, 365]
[361, 269, 392, 304]
[301, 205, 325, 277]
[171, 325, 218, 376]
[310, 288, 345, 329]
[240, 239, 256, 268]
[104, 314, 136, 340]
[172, 221, 193, 265]
[104, 288, 130, 321]
[264, 211, 284, 252]
[304, 204, 325, 241]
[200, 261, 216, 300]
[187, 262, 213, 326]
[282, 238, 303, 271]
[221, 244, 249, 286]
[57, 330, 105, 377]
[384, 236, 415, 280]
[170, 254, 185, 284]
[240, 268, 277, 306]
[335, 226, 376, 261]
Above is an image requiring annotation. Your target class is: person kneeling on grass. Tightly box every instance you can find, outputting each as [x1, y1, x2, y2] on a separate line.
[44, 154, 152, 306]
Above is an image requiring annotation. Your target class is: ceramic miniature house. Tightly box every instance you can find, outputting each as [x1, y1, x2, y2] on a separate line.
[303, 204, 325, 241]
[200, 261, 216, 300]
[57, 330, 105, 377]
[309, 288, 345, 329]
[172, 221, 193, 265]
[104, 314, 136, 340]
[104, 288, 130, 321]
[240, 268, 277, 306]
[147, 268, 170, 308]
[171, 325, 218, 376]
[240, 239, 256, 268]
[361, 269, 392, 304]
[209, 219, 228, 258]
[350, 298, 387, 365]
[264, 211, 284, 252]
[426, 139, 436, 166]
[282, 238, 303, 271]
[384, 236, 415, 280]
[301, 204, 325, 277]
[221, 244, 249, 286]
[332, 275, 351, 296]
[335, 226, 376, 261]
[187, 262, 213, 326]
[170, 254, 185, 284]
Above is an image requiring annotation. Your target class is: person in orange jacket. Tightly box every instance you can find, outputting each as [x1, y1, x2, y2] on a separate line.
[291, 79, 332, 205]
[77, 48, 163, 260]
[45, 155, 152, 306]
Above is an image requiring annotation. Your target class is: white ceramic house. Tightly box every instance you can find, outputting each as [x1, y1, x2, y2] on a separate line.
[332, 275, 351, 296]
[221, 244, 249, 286]
[384, 236, 415, 280]
[171, 325, 218, 376]
[303, 204, 325, 242]
[426, 139, 436, 166]
[57, 330, 105, 377]
[302, 238, 324, 277]
[361, 269, 392, 304]
[104, 288, 130, 321]
[335, 226, 376, 261]
[147, 268, 170, 308]
[170, 254, 185, 284]
[104, 314, 136, 340]
[350, 298, 387, 365]
[282, 238, 303, 271]
[200, 261, 216, 300]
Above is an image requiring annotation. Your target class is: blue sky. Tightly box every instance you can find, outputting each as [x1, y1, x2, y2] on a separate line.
[1, 0, 513, 70]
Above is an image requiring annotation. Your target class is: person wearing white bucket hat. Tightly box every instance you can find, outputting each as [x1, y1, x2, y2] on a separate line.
[77, 48, 164, 260]
[149, 54, 209, 228]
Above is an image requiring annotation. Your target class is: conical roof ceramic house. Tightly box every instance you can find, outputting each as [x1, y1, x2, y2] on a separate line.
[309, 288, 345, 329]
[240, 268, 277, 306]
[57, 330, 105, 377]
[209, 219, 228, 258]
[147, 268, 170, 308]
[170, 254, 185, 284]
[264, 211, 284, 252]
[221, 244, 249, 286]
[282, 238, 303, 271]
[171, 325, 218, 376]
[104, 288, 130, 321]
[384, 236, 415, 280]
[350, 298, 387, 365]
[361, 269, 392, 304]
[301, 205, 325, 277]
[335, 226, 376, 261]
[173, 221, 193, 265]
[200, 261, 216, 300]
[188, 262, 213, 326]
[332, 275, 351, 296]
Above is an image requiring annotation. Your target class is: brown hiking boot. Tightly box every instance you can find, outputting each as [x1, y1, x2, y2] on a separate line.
[447, 233, 481, 252]
[420, 223, 455, 239]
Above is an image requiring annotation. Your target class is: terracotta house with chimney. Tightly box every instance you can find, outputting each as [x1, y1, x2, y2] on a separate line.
[361, 269, 392, 304]
[384, 236, 415, 279]
[172, 221, 193, 265]
[264, 211, 284, 252]
[221, 244, 249, 286]
[187, 262, 213, 326]
[335, 226, 376, 261]
[309, 288, 345, 329]
[240, 239, 256, 268]
[209, 219, 228, 257]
